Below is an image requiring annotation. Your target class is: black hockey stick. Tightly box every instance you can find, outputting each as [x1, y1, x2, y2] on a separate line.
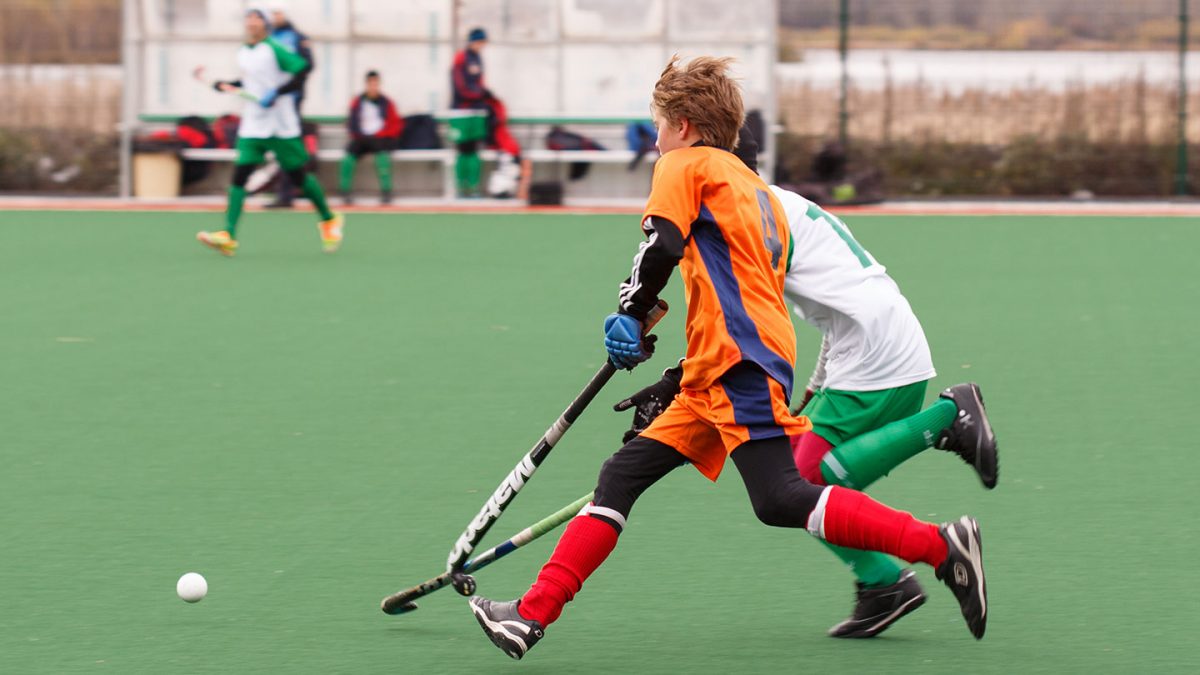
[380, 300, 667, 615]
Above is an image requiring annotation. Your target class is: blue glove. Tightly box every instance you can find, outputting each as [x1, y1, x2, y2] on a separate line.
[604, 313, 652, 370]
[258, 88, 279, 108]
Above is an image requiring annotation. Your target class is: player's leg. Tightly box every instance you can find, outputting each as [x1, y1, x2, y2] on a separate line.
[729, 437, 987, 639]
[338, 138, 364, 203]
[270, 137, 342, 252]
[455, 140, 482, 197]
[813, 383, 997, 490]
[470, 434, 690, 659]
[197, 138, 266, 255]
[720, 364, 987, 639]
[371, 140, 394, 202]
[792, 431, 923, 638]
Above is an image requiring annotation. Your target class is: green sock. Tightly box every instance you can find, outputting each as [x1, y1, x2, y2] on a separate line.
[822, 542, 904, 588]
[374, 152, 393, 194]
[813, 398, 957, 588]
[225, 185, 246, 238]
[300, 173, 334, 221]
[455, 153, 481, 193]
[820, 398, 957, 490]
[338, 155, 356, 194]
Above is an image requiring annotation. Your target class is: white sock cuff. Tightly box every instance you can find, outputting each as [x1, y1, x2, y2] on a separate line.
[581, 503, 627, 530]
[806, 485, 833, 539]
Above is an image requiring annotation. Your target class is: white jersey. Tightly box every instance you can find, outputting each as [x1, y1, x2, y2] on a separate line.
[771, 185, 936, 391]
[236, 38, 304, 139]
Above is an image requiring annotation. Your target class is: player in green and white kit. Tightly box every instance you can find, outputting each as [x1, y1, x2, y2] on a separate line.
[615, 136, 998, 639]
[196, 9, 342, 257]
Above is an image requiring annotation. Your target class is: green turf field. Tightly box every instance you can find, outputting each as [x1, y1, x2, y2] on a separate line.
[2, 209, 1197, 674]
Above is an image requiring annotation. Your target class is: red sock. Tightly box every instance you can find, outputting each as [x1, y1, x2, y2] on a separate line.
[518, 515, 619, 626]
[819, 486, 948, 568]
[791, 432, 832, 485]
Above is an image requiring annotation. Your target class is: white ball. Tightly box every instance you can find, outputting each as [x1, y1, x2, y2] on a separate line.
[176, 572, 208, 603]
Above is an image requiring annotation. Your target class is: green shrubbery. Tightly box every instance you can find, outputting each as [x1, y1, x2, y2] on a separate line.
[775, 132, 1196, 197]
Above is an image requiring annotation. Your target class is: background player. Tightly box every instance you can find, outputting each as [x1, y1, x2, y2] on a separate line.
[467, 56, 988, 660]
[266, 3, 315, 209]
[195, 8, 342, 257]
[340, 70, 403, 205]
[449, 27, 522, 197]
[615, 129, 999, 639]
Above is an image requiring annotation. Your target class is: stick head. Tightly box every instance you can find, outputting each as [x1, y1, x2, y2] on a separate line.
[451, 573, 477, 597]
[381, 599, 420, 615]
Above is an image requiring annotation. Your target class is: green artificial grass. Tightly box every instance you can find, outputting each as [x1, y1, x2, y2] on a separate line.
[0, 209, 1196, 673]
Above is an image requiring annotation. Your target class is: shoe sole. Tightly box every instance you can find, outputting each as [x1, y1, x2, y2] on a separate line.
[469, 599, 528, 660]
[196, 234, 235, 257]
[944, 517, 987, 639]
[829, 591, 927, 639]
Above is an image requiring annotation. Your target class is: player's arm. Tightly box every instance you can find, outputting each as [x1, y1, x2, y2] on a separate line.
[791, 334, 828, 414]
[605, 216, 684, 369]
[347, 98, 363, 138]
[452, 53, 486, 102]
[263, 38, 312, 105]
[617, 216, 685, 321]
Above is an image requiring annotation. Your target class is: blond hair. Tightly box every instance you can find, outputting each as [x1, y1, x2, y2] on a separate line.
[651, 56, 744, 151]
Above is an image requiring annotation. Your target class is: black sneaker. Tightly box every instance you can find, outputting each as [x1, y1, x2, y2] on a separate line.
[935, 383, 998, 489]
[936, 516, 988, 639]
[469, 597, 545, 660]
[380, 191, 393, 205]
[828, 569, 927, 638]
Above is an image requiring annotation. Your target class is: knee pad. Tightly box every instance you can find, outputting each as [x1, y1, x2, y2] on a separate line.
[231, 164, 256, 188]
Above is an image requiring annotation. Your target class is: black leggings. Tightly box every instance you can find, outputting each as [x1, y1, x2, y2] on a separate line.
[591, 434, 827, 532]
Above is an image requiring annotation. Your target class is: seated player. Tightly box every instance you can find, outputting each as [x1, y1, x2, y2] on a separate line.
[340, 70, 403, 205]
[468, 56, 988, 660]
[196, 8, 342, 256]
[449, 27, 523, 197]
[614, 128, 999, 639]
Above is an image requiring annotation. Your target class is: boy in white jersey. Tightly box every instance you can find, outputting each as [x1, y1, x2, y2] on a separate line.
[616, 131, 997, 639]
[196, 8, 342, 257]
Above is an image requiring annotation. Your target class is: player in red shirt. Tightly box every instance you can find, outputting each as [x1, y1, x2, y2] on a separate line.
[468, 57, 988, 660]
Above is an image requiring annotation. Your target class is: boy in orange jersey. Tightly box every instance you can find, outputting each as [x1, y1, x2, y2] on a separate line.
[468, 57, 988, 660]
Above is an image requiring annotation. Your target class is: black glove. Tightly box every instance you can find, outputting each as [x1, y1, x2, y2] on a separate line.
[613, 363, 682, 444]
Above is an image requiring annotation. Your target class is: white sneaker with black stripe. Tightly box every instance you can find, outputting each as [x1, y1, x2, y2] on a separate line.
[936, 516, 988, 639]
[469, 597, 545, 660]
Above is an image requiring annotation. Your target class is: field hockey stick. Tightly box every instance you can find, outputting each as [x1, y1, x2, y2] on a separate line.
[442, 299, 669, 575]
[192, 66, 260, 103]
[380, 492, 593, 615]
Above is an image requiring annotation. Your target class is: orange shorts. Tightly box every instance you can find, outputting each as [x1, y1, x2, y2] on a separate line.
[641, 363, 811, 481]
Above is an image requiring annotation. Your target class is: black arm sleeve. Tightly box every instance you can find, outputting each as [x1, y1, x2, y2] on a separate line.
[276, 68, 310, 96]
[617, 216, 686, 321]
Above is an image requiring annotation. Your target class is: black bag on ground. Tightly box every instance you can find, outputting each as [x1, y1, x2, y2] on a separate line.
[528, 181, 563, 206]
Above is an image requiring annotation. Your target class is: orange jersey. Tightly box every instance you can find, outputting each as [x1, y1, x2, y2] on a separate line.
[642, 145, 797, 397]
